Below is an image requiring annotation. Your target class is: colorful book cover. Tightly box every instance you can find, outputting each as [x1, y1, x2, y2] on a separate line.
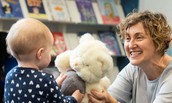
[20, 0, 52, 20]
[98, 31, 121, 56]
[97, 0, 120, 24]
[48, 0, 70, 21]
[51, 32, 67, 56]
[75, 0, 97, 24]
[0, 0, 23, 18]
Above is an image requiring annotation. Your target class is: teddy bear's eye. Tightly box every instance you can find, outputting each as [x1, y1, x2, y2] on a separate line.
[85, 64, 89, 67]
[82, 61, 89, 67]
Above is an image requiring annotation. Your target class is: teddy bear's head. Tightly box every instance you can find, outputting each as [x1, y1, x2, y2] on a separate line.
[54, 50, 71, 72]
[54, 33, 114, 96]
[70, 33, 113, 83]
[54, 50, 86, 96]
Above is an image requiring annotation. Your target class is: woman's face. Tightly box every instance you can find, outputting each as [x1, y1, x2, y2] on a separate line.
[124, 22, 156, 66]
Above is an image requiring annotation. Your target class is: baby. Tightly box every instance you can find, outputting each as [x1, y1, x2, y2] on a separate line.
[4, 18, 84, 103]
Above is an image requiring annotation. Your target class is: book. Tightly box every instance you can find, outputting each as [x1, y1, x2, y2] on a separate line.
[92, 1, 103, 24]
[113, 25, 126, 56]
[115, 32, 126, 56]
[51, 32, 67, 56]
[97, 0, 120, 25]
[48, 0, 70, 22]
[65, 0, 81, 23]
[64, 32, 79, 50]
[98, 31, 121, 56]
[0, 0, 23, 18]
[75, 0, 97, 24]
[116, 4, 125, 19]
[19, 0, 52, 20]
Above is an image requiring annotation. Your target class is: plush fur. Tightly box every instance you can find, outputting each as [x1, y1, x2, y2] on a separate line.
[54, 50, 86, 96]
[55, 50, 71, 73]
[55, 33, 114, 103]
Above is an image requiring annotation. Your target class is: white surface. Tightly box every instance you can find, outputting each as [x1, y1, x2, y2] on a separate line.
[139, 0, 172, 26]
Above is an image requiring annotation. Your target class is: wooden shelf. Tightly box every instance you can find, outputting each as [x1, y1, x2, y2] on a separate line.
[0, 18, 115, 33]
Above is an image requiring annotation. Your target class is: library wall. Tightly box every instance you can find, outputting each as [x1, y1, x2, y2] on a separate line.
[139, 0, 172, 26]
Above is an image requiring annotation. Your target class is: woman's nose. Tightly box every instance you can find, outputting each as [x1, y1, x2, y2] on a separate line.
[128, 40, 137, 48]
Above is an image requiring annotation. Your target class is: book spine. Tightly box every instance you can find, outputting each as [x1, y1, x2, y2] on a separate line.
[75, 0, 97, 24]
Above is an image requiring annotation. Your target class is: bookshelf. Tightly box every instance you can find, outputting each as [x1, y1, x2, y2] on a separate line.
[0, 0, 128, 73]
[0, 18, 128, 71]
[0, 18, 113, 32]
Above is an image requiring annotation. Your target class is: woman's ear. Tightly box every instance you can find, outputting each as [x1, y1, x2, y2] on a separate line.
[36, 48, 44, 60]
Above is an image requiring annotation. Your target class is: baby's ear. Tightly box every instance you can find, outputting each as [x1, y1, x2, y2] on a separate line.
[36, 48, 44, 60]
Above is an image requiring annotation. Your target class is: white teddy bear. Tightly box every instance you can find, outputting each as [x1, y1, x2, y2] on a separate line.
[55, 33, 115, 103]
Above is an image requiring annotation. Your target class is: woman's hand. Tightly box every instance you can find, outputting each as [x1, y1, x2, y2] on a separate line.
[88, 89, 119, 103]
[55, 73, 67, 87]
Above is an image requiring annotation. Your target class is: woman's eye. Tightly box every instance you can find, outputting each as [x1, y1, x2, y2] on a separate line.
[136, 36, 144, 40]
[124, 37, 130, 42]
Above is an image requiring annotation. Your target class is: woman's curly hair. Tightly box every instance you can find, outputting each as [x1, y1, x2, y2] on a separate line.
[119, 10, 172, 55]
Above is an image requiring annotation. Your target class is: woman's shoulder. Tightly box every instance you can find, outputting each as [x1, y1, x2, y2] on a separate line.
[160, 58, 172, 81]
[118, 63, 141, 81]
[121, 63, 140, 74]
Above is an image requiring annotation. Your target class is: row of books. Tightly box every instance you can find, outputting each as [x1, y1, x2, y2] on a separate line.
[0, 0, 124, 25]
[51, 31, 125, 57]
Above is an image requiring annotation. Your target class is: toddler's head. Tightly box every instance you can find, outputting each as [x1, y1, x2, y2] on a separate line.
[6, 18, 53, 70]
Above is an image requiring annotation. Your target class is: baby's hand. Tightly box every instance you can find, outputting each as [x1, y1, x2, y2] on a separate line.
[56, 73, 67, 87]
[72, 90, 84, 103]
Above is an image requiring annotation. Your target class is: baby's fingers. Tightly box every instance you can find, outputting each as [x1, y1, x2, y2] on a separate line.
[56, 73, 67, 86]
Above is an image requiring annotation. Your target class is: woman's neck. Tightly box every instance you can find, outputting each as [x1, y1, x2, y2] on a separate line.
[140, 54, 172, 80]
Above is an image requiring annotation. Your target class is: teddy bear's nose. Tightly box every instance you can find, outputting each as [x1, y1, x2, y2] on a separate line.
[74, 62, 78, 67]
[73, 58, 81, 67]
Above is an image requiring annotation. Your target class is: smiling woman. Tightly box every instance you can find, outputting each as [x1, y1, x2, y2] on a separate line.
[88, 10, 172, 103]
[123, 22, 156, 66]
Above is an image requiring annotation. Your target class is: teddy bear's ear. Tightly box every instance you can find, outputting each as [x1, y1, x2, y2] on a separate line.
[54, 50, 71, 72]
[97, 53, 118, 83]
[79, 33, 95, 44]
[97, 53, 113, 73]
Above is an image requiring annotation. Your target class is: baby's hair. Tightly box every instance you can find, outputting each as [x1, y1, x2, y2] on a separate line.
[6, 18, 53, 59]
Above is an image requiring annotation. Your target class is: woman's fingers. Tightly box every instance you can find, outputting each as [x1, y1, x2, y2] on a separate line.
[90, 89, 106, 100]
[88, 94, 105, 103]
